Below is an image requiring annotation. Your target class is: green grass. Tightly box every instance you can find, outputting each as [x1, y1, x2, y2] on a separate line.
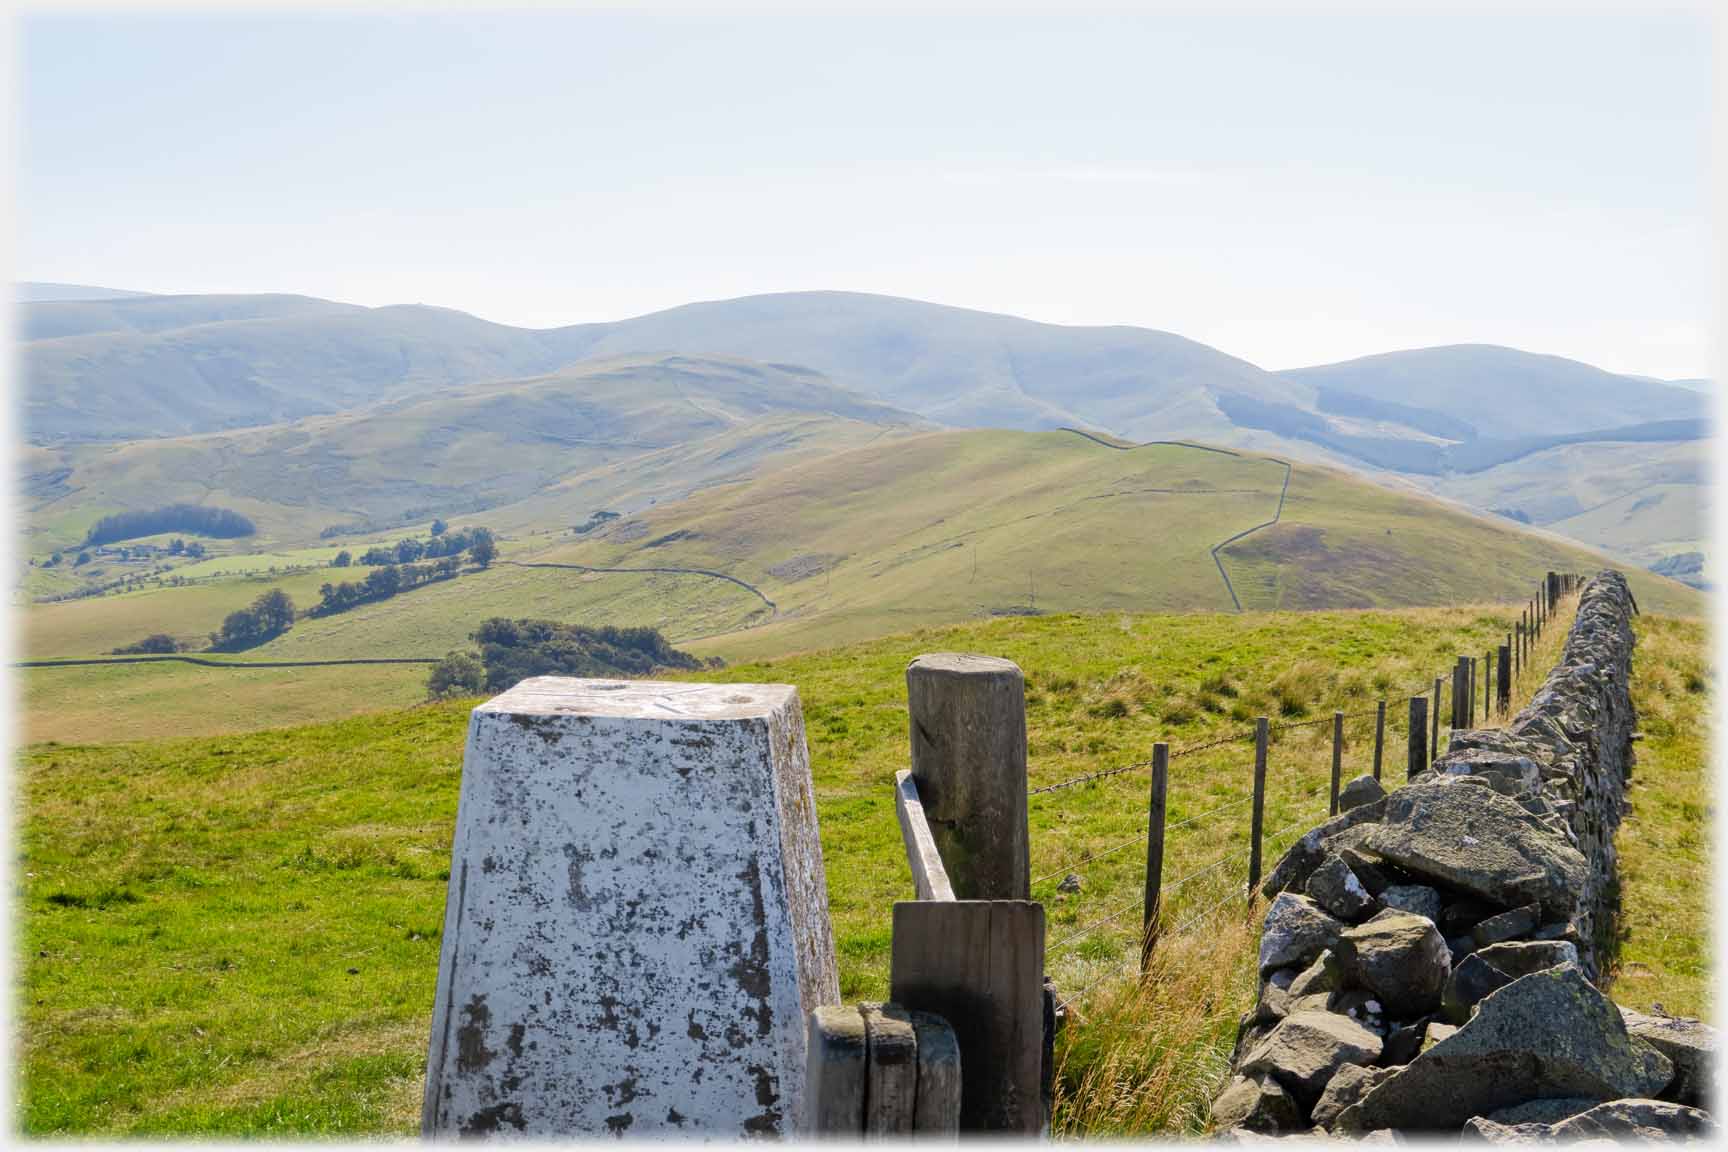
[23, 568, 377, 660]
[1608, 613, 1712, 1018]
[21, 661, 430, 744]
[21, 597, 1624, 1136]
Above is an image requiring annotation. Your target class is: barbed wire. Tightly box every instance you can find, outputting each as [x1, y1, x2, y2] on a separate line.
[1164, 791, 1256, 834]
[1171, 887, 1247, 936]
[1030, 829, 1148, 888]
[1047, 896, 1146, 956]
[1162, 844, 1251, 895]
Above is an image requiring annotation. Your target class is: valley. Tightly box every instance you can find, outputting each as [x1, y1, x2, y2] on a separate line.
[12, 286, 1708, 746]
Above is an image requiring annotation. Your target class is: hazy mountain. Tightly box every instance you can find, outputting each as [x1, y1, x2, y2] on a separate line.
[1276, 344, 1707, 440]
[23, 297, 600, 442]
[16, 282, 153, 303]
[25, 354, 922, 545]
[24, 290, 1704, 457]
[18, 287, 1710, 576]
[18, 290, 1297, 444]
[562, 290, 1305, 437]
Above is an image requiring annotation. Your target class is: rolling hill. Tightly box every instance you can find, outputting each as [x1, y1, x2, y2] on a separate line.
[30, 429, 1692, 680]
[1423, 440, 1708, 581]
[16, 282, 154, 303]
[22, 355, 923, 550]
[1276, 344, 1707, 440]
[18, 288, 1710, 578]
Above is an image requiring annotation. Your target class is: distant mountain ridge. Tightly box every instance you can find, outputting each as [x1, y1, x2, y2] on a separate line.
[17, 287, 1710, 577]
[19, 287, 1707, 451]
[17, 281, 154, 303]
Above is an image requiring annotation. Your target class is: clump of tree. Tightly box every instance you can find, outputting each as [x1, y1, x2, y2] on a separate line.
[357, 525, 494, 568]
[573, 510, 620, 535]
[426, 617, 715, 698]
[312, 556, 463, 616]
[85, 504, 255, 547]
[209, 589, 297, 652]
[426, 650, 487, 698]
[332, 550, 352, 568]
[112, 633, 183, 655]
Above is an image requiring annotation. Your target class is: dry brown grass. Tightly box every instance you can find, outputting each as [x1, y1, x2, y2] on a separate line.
[1052, 906, 1260, 1136]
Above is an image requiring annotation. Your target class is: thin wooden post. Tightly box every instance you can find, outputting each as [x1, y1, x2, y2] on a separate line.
[1371, 700, 1386, 780]
[1484, 648, 1493, 719]
[1515, 620, 1523, 676]
[1452, 658, 1468, 732]
[1247, 720, 1269, 892]
[1329, 710, 1344, 816]
[1431, 676, 1442, 763]
[906, 654, 1029, 900]
[1140, 743, 1169, 971]
[1408, 695, 1428, 779]
[1497, 644, 1511, 714]
[1468, 657, 1477, 726]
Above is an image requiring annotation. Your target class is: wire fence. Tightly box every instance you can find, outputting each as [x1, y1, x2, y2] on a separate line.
[1029, 577, 1583, 1006]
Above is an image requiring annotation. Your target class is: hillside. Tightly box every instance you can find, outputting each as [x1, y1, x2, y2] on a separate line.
[1277, 344, 1706, 440]
[20, 289, 1709, 576]
[23, 426, 1695, 746]
[21, 296, 597, 442]
[1425, 440, 1708, 575]
[500, 429, 1701, 658]
[16, 282, 154, 303]
[22, 355, 922, 551]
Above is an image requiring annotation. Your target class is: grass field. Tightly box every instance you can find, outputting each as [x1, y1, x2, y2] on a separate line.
[21, 660, 431, 745]
[23, 568, 377, 660]
[25, 591, 1690, 1138]
[1607, 613, 1712, 1018]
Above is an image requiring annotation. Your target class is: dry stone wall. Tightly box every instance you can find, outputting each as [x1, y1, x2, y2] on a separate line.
[1211, 571, 1717, 1141]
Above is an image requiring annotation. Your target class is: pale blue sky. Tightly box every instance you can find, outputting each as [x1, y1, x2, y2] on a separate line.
[17, 7, 1715, 377]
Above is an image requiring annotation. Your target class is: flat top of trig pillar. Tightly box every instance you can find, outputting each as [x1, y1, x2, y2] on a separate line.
[476, 675, 797, 721]
[907, 652, 1022, 675]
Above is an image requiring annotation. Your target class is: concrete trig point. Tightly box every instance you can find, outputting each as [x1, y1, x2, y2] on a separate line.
[423, 676, 838, 1138]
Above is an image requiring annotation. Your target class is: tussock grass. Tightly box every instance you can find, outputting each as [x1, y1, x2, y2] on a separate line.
[1052, 910, 1259, 1137]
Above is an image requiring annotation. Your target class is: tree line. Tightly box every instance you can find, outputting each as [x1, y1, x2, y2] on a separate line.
[85, 504, 256, 546]
[312, 526, 495, 617]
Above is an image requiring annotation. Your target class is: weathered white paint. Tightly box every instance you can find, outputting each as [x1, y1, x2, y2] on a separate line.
[422, 676, 838, 1139]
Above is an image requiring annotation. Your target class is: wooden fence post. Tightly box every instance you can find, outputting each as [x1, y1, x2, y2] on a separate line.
[1451, 658, 1466, 730]
[906, 654, 1029, 900]
[1515, 620, 1523, 676]
[1484, 648, 1493, 720]
[1140, 743, 1169, 972]
[1329, 710, 1344, 816]
[1408, 695, 1427, 780]
[1431, 676, 1442, 764]
[1372, 700, 1385, 780]
[1497, 644, 1511, 715]
[1247, 720, 1269, 893]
